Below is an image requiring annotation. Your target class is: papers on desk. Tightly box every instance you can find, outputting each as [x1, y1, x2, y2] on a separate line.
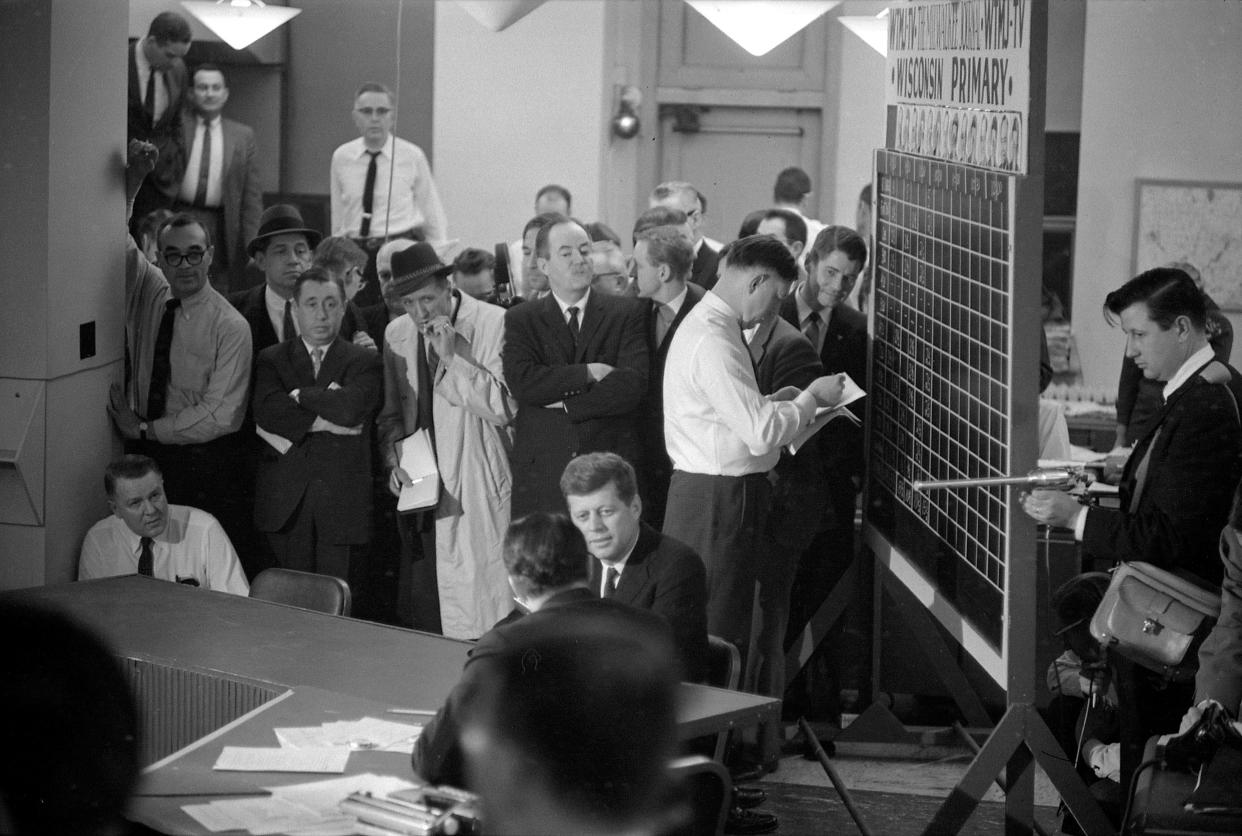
[397, 429, 439, 512]
[275, 717, 423, 755]
[786, 374, 866, 455]
[213, 746, 350, 774]
[183, 773, 417, 835]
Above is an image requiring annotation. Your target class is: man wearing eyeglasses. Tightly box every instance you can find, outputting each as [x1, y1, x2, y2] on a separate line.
[661, 235, 845, 694]
[329, 82, 447, 309]
[650, 181, 719, 291]
[113, 143, 254, 569]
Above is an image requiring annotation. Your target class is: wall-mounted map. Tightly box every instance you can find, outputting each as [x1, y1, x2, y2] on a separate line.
[1133, 179, 1242, 311]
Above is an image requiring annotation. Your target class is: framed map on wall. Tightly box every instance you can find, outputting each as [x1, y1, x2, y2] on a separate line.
[1133, 179, 1242, 311]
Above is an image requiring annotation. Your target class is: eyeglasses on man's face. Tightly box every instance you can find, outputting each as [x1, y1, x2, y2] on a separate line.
[162, 249, 206, 267]
[356, 107, 392, 117]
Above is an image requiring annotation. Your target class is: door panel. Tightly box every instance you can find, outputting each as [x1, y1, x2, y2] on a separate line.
[659, 106, 822, 246]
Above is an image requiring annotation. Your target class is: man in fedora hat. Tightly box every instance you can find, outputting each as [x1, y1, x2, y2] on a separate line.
[230, 204, 324, 353]
[377, 243, 516, 638]
[251, 266, 383, 587]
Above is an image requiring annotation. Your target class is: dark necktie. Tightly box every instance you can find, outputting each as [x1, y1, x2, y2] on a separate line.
[567, 306, 581, 342]
[360, 150, 380, 238]
[138, 536, 154, 577]
[144, 68, 156, 119]
[193, 121, 212, 206]
[415, 333, 436, 445]
[147, 298, 181, 420]
[804, 310, 822, 354]
[282, 299, 296, 342]
[603, 567, 619, 598]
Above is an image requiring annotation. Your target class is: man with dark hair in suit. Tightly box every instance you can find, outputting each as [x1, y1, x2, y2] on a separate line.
[175, 64, 262, 292]
[778, 224, 869, 724]
[128, 11, 192, 231]
[503, 217, 648, 519]
[251, 267, 383, 585]
[650, 181, 719, 290]
[1024, 266, 1242, 789]
[630, 225, 702, 527]
[413, 512, 675, 790]
[757, 208, 809, 263]
[560, 452, 708, 683]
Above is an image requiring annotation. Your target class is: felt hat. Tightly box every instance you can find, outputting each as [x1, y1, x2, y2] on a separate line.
[247, 204, 322, 257]
[390, 242, 453, 297]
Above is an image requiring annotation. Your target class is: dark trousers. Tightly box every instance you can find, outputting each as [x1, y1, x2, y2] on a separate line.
[663, 470, 771, 678]
[350, 228, 421, 309]
[265, 479, 360, 585]
[397, 511, 442, 634]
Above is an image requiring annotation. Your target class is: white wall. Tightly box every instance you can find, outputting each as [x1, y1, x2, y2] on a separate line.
[1073, 2, 1242, 389]
[433, 0, 608, 249]
[827, 1, 889, 228]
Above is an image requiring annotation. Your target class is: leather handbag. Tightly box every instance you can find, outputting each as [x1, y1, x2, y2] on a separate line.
[1089, 561, 1221, 680]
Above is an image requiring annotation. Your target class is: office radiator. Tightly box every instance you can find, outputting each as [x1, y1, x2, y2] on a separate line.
[121, 657, 282, 765]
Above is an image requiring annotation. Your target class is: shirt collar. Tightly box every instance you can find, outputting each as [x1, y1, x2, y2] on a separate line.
[301, 338, 333, 359]
[552, 288, 590, 318]
[134, 39, 152, 77]
[662, 285, 689, 318]
[598, 528, 641, 574]
[702, 289, 740, 323]
[265, 284, 293, 311]
[1163, 344, 1215, 400]
[357, 135, 393, 159]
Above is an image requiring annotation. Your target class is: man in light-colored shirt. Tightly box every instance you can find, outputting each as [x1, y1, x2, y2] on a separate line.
[113, 156, 255, 573]
[79, 455, 248, 595]
[772, 166, 826, 263]
[330, 82, 447, 309]
[661, 234, 844, 680]
[174, 64, 263, 291]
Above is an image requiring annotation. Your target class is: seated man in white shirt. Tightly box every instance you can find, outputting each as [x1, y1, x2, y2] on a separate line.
[78, 454, 249, 595]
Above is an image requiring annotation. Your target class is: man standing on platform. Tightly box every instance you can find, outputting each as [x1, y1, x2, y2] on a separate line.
[330, 82, 447, 309]
[112, 158, 253, 573]
[127, 12, 191, 231]
[503, 217, 649, 519]
[79, 455, 248, 595]
[650, 181, 719, 290]
[174, 64, 262, 292]
[377, 244, 516, 639]
[662, 235, 845, 685]
[251, 268, 382, 587]
[630, 226, 702, 528]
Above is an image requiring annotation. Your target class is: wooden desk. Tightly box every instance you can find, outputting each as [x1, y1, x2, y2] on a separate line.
[4, 577, 777, 754]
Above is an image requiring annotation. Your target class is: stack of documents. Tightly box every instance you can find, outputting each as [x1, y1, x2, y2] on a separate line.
[183, 773, 417, 835]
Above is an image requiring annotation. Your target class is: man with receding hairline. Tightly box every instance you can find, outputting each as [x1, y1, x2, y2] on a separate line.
[650, 181, 719, 289]
[503, 218, 649, 519]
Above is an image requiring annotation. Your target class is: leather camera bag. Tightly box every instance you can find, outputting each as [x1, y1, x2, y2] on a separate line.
[1089, 561, 1221, 680]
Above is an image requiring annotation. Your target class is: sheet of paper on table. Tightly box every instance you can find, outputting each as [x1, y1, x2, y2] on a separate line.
[213, 746, 350, 773]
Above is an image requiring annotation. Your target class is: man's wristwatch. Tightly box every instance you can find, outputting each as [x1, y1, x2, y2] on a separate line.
[139, 421, 149, 441]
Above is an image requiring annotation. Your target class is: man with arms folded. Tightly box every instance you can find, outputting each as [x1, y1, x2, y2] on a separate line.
[662, 234, 845, 677]
[561, 452, 708, 682]
[79, 455, 248, 594]
[503, 217, 648, 519]
[377, 243, 516, 639]
[251, 267, 383, 585]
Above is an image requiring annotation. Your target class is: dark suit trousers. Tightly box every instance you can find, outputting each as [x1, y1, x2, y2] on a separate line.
[396, 512, 442, 635]
[266, 479, 354, 583]
[663, 470, 770, 677]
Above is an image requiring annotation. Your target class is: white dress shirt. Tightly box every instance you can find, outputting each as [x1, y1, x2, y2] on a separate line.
[78, 505, 250, 595]
[552, 288, 591, 324]
[663, 292, 817, 476]
[329, 135, 447, 241]
[178, 115, 224, 207]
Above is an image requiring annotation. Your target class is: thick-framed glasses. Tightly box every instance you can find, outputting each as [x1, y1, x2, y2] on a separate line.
[162, 249, 206, 267]
[356, 107, 392, 117]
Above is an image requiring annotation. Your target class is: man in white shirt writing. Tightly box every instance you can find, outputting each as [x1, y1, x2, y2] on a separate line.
[661, 235, 844, 677]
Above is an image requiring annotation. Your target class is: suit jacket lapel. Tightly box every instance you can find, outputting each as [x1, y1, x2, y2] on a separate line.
[574, 293, 603, 363]
[220, 119, 235, 181]
[315, 338, 349, 384]
[656, 284, 704, 363]
[614, 524, 657, 603]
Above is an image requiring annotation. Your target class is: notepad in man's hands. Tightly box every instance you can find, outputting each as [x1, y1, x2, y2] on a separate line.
[397, 429, 439, 513]
[787, 374, 866, 455]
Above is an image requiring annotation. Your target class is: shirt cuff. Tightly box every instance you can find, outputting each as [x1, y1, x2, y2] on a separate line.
[1073, 507, 1088, 541]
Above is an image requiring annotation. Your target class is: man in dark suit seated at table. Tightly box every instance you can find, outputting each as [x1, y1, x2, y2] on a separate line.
[502, 217, 649, 519]
[251, 267, 383, 587]
[560, 452, 708, 683]
[455, 593, 682, 836]
[1023, 266, 1242, 789]
[412, 513, 674, 788]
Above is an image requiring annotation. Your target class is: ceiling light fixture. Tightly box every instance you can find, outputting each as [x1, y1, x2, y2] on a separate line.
[838, 8, 889, 57]
[181, 0, 302, 51]
[684, 0, 841, 57]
